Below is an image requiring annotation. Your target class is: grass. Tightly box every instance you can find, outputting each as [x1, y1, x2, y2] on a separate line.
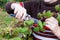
[0, 11, 18, 28]
[0, 11, 19, 40]
[0, 11, 33, 40]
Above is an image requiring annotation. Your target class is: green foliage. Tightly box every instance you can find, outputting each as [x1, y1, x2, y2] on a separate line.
[37, 10, 53, 19]
[0, 11, 14, 27]
[55, 5, 60, 11]
[25, 20, 34, 26]
[37, 12, 43, 19]
[34, 27, 39, 32]
[0, 26, 29, 39]
[57, 14, 60, 23]
[38, 21, 45, 31]
[43, 10, 53, 18]
[33, 20, 45, 32]
[0, 11, 47, 40]
[43, 22, 46, 26]
[11, 37, 21, 40]
[0, 11, 34, 40]
[13, 27, 28, 34]
[0, 0, 7, 3]
[2, 4, 60, 39]
[0, 0, 27, 2]
[0, 0, 7, 9]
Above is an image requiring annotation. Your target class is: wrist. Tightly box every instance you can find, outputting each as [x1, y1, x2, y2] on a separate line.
[52, 26, 60, 39]
[20, 2, 24, 7]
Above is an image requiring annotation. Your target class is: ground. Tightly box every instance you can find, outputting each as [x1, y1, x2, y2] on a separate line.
[0, 11, 15, 27]
[0, 11, 33, 40]
[0, 11, 19, 40]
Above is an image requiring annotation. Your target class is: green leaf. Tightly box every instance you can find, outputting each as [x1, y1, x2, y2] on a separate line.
[12, 37, 21, 40]
[44, 11, 52, 18]
[33, 27, 39, 32]
[37, 13, 43, 18]
[38, 21, 44, 31]
[43, 22, 46, 26]
[0, 37, 2, 40]
[57, 14, 60, 23]
[14, 37, 21, 40]
[14, 28, 21, 34]
[25, 20, 34, 26]
[55, 5, 60, 11]
[5, 33, 11, 39]
[20, 27, 28, 33]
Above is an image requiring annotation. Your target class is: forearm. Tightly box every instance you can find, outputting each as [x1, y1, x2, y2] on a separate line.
[45, 17, 60, 39]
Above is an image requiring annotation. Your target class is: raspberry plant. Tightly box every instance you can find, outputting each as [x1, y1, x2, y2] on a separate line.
[0, 4, 60, 40]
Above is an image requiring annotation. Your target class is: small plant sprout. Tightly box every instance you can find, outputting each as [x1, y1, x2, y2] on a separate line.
[55, 4, 60, 12]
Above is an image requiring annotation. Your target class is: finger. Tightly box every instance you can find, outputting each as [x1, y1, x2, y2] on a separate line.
[45, 19, 57, 25]
[15, 13, 19, 19]
[50, 17, 58, 23]
[45, 18, 58, 28]
[45, 18, 54, 24]
[17, 9, 23, 18]
[49, 17, 58, 24]
[21, 12, 26, 20]
[15, 11, 22, 19]
[20, 8, 26, 20]
[45, 22, 55, 29]
[45, 17, 58, 24]
[45, 21, 54, 26]
[14, 8, 18, 14]
[45, 25, 55, 30]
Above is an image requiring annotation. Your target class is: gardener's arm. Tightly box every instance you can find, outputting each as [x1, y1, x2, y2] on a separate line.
[45, 17, 60, 39]
[53, 26, 60, 39]
[5, 2, 27, 21]
[5, 1, 41, 20]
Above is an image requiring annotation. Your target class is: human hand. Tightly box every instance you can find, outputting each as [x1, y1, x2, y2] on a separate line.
[45, 17, 59, 31]
[11, 3, 27, 21]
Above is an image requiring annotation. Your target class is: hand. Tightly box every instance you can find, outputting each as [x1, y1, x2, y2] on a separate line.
[11, 3, 27, 21]
[45, 17, 59, 31]
[45, 17, 60, 39]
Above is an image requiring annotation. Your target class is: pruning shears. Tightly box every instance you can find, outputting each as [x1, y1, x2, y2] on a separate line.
[9, 13, 38, 24]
